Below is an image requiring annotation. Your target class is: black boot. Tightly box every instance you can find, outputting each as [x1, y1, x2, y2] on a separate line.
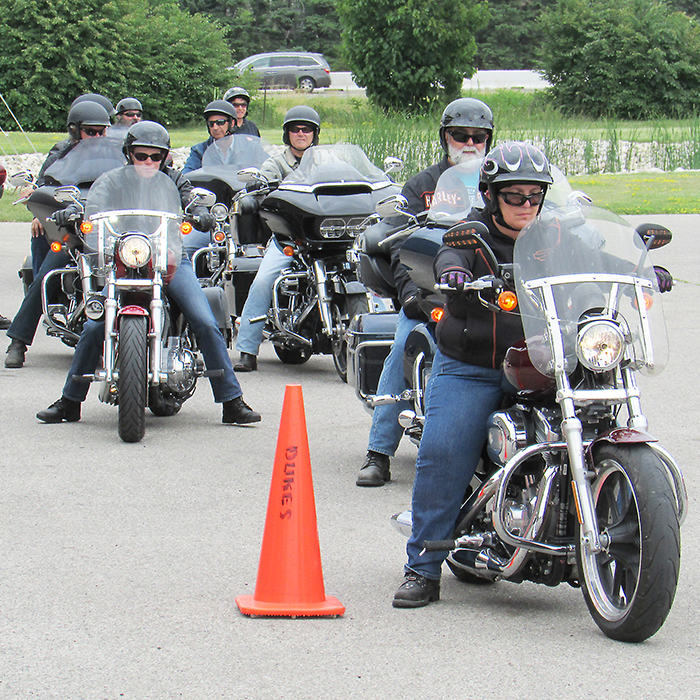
[222, 396, 261, 424]
[37, 397, 81, 423]
[234, 352, 257, 372]
[392, 571, 441, 608]
[5, 339, 27, 368]
[356, 450, 391, 487]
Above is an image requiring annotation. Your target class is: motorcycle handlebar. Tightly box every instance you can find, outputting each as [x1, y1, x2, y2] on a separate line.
[421, 539, 456, 553]
[434, 277, 501, 293]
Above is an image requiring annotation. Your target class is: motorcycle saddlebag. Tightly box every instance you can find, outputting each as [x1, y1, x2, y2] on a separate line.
[202, 285, 232, 334]
[227, 251, 263, 317]
[347, 311, 398, 400]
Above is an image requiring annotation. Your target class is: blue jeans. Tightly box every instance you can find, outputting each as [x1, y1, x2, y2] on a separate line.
[235, 240, 291, 356]
[63, 259, 242, 404]
[367, 309, 421, 456]
[31, 234, 50, 278]
[406, 350, 506, 580]
[8, 249, 72, 346]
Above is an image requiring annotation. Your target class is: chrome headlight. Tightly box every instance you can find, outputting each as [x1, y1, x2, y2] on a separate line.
[211, 203, 229, 222]
[119, 235, 152, 268]
[576, 321, 625, 372]
[346, 217, 369, 238]
[319, 218, 347, 239]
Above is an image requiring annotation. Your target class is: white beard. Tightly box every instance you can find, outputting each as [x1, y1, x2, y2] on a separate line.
[448, 143, 482, 165]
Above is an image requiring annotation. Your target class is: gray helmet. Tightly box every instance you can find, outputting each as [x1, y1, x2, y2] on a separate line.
[66, 101, 111, 140]
[116, 97, 143, 114]
[122, 120, 171, 170]
[203, 99, 237, 121]
[439, 98, 494, 154]
[224, 86, 250, 104]
[283, 105, 321, 146]
[479, 142, 553, 221]
[71, 93, 116, 116]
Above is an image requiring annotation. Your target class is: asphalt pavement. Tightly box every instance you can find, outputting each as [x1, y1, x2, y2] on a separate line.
[0, 216, 698, 699]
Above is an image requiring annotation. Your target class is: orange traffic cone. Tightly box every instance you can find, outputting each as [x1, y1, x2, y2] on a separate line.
[236, 384, 345, 617]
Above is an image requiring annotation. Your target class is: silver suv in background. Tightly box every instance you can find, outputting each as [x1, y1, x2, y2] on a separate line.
[232, 52, 332, 92]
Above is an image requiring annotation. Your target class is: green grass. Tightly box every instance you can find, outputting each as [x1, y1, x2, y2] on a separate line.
[3, 90, 700, 219]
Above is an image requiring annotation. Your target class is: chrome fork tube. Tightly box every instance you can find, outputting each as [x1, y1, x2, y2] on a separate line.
[313, 259, 334, 336]
[150, 274, 164, 384]
[103, 273, 118, 382]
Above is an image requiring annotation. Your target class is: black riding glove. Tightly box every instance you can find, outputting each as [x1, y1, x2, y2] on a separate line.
[439, 267, 472, 293]
[654, 265, 673, 293]
[401, 293, 425, 320]
[192, 211, 215, 232]
[54, 205, 81, 227]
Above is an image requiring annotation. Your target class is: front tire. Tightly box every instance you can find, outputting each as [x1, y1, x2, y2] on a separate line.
[578, 443, 680, 642]
[331, 294, 370, 383]
[117, 315, 148, 443]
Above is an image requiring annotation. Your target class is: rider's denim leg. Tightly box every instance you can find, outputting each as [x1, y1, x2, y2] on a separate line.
[183, 228, 210, 260]
[235, 240, 292, 356]
[367, 309, 421, 456]
[31, 234, 50, 278]
[8, 249, 72, 346]
[167, 259, 242, 403]
[405, 350, 504, 580]
[62, 318, 104, 402]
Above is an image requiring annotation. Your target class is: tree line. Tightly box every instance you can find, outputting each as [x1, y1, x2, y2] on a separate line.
[2, 0, 700, 129]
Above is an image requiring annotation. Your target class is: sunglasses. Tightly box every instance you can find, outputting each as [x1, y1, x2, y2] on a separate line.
[498, 190, 545, 207]
[131, 151, 165, 163]
[122, 111, 142, 118]
[207, 118, 229, 128]
[288, 125, 314, 134]
[447, 130, 489, 144]
[232, 102, 248, 108]
[81, 126, 105, 136]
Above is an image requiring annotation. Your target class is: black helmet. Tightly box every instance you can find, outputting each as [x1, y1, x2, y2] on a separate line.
[282, 105, 321, 146]
[66, 101, 111, 140]
[479, 142, 553, 221]
[71, 93, 116, 116]
[439, 98, 494, 154]
[203, 99, 237, 121]
[224, 86, 250, 104]
[123, 120, 171, 170]
[116, 97, 143, 114]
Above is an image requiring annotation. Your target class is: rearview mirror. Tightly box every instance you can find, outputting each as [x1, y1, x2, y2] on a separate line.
[188, 187, 217, 208]
[54, 185, 81, 204]
[635, 223, 672, 250]
[237, 167, 266, 186]
[383, 156, 403, 175]
[9, 170, 35, 188]
[376, 193, 410, 220]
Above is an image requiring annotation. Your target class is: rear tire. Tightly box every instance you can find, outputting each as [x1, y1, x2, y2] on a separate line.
[117, 315, 148, 443]
[578, 443, 680, 642]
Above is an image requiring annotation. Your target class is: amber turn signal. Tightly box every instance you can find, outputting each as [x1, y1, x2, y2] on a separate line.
[213, 230, 226, 243]
[283, 245, 296, 257]
[181, 222, 193, 235]
[80, 221, 93, 234]
[430, 306, 444, 323]
[498, 291, 518, 311]
[50, 241, 62, 252]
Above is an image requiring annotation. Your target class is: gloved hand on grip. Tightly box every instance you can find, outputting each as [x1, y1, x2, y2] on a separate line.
[53, 205, 81, 227]
[401, 293, 426, 320]
[654, 265, 673, 293]
[439, 267, 472, 293]
[191, 211, 215, 232]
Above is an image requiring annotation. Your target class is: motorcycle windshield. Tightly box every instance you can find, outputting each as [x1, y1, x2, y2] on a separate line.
[42, 136, 127, 186]
[514, 204, 668, 377]
[188, 134, 273, 189]
[426, 159, 484, 222]
[84, 166, 183, 272]
[281, 144, 391, 187]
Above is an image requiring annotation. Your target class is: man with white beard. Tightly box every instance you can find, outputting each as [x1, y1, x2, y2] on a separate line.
[355, 97, 494, 487]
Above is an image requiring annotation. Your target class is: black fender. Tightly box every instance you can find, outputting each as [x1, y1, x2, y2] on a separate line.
[403, 321, 437, 388]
